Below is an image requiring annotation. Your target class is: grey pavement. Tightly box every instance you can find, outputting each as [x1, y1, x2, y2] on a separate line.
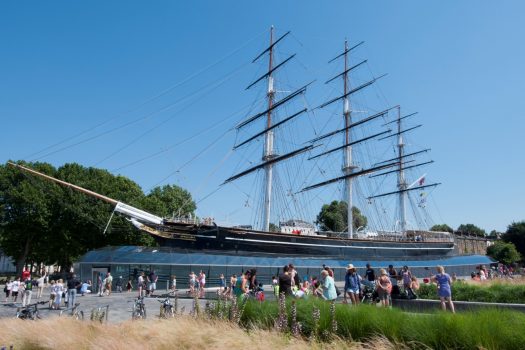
[0, 289, 208, 323]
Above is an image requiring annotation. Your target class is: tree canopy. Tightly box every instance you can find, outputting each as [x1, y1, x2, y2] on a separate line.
[457, 223, 486, 237]
[430, 224, 454, 233]
[0, 161, 196, 273]
[316, 200, 367, 233]
[502, 221, 525, 260]
[486, 240, 521, 265]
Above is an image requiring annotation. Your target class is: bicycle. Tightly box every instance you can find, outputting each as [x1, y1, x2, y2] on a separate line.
[132, 296, 146, 320]
[15, 301, 47, 320]
[59, 302, 84, 320]
[90, 305, 109, 323]
[158, 297, 175, 318]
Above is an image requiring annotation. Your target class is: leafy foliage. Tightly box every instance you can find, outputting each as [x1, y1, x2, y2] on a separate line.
[487, 241, 521, 264]
[417, 280, 525, 303]
[0, 161, 196, 271]
[502, 221, 525, 260]
[430, 224, 453, 233]
[141, 184, 195, 218]
[316, 201, 367, 232]
[457, 223, 486, 237]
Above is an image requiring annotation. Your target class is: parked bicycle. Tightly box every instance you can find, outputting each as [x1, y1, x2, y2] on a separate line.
[132, 296, 146, 320]
[59, 302, 84, 320]
[90, 305, 109, 323]
[15, 301, 47, 320]
[158, 296, 175, 318]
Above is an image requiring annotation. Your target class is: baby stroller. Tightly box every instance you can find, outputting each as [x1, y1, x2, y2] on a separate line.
[361, 282, 379, 304]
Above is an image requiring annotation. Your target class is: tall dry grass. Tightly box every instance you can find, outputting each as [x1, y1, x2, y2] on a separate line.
[0, 317, 407, 350]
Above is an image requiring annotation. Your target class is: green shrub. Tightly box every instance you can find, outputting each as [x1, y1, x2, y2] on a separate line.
[237, 298, 525, 349]
[417, 280, 525, 303]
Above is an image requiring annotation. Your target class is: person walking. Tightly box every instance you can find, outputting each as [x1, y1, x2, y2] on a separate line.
[67, 274, 81, 312]
[431, 265, 455, 313]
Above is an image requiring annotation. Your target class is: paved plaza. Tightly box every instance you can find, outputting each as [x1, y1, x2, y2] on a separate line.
[0, 289, 207, 323]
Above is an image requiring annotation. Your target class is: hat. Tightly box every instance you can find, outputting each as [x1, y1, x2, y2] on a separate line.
[347, 263, 355, 270]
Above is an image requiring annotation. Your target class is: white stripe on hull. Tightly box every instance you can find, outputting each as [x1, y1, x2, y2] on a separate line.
[224, 237, 454, 250]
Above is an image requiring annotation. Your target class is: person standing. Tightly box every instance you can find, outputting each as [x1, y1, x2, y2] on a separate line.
[21, 277, 33, 307]
[171, 275, 177, 293]
[4, 279, 12, 302]
[36, 273, 47, 299]
[363, 263, 376, 289]
[104, 272, 113, 296]
[126, 278, 133, 293]
[344, 264, 361, 305]
[218, 274, 225, 294]
[198, 271, 206, 298]
[116, 276, 123, 293]
[97, 273, 104, 297]
[54, 279, 64, 309]
[11, 277, 21, 303]
[278, 265, 293, 297]
[67, 274, 81, 311]
[137, 272, 145, 297]
[377, 269, 392, 307]
[401, 266, 413, 294]
[320, 270, 337, 301]
[431, 265, 455, 313]
[148, 270, 157, 297]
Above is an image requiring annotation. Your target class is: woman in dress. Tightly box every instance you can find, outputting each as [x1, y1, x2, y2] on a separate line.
[377, 269, 392, 307]
[54, 279, 64, 309]
[431, 265, 455, 313]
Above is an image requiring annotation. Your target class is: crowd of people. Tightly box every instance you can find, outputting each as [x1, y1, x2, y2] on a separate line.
[7, 262, 521, 315]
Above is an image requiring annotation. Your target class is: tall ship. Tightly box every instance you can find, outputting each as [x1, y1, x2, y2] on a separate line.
[10, 28, 462, 261]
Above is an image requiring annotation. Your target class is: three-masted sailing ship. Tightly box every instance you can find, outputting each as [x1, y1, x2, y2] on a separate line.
[10, 27, 456, 261]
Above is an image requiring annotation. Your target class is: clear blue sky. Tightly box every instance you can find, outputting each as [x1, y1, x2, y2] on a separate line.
[1, 1, 524, 233]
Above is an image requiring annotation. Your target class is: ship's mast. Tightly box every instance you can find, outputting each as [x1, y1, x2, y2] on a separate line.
[397, 106, 407, 233]
[262, 26, 275, 232]
[342, 40, 354, 238]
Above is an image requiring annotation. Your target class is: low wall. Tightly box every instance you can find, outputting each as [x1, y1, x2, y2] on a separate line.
[392, 298, 525, 313]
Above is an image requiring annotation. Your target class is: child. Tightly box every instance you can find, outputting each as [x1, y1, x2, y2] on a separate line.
[126, 279, 133, 292]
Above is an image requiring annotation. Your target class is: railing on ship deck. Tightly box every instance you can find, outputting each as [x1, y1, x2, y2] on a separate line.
[164, 217, 454, 243]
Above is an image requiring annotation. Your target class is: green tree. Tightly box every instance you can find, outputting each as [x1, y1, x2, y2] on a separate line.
[0, 161, 58, 274]
[316, 201, 367, 232]
[487, 240, 521, 265]
[430, 224, 454, 233]
[141, 184, 196, 218]
[1, 161, 198, 272]
[502, 221, 525, 260]
[488, 230, 501, 239]
[457, 223, 486, 237]
[269, 223, 280, 232]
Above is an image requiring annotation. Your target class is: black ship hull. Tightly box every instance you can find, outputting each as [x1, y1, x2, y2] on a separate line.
[135, 221, 456, 261]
